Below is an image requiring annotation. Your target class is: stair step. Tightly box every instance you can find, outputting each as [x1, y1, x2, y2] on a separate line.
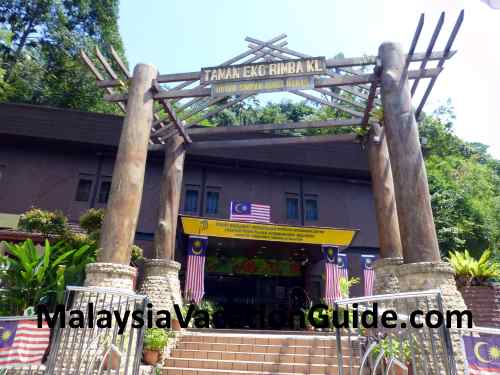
[181, 333, 338, 346]
[170, 349, 359, 363]
[161, 365, 354, 375]
[176, 341, 356, 355]
[165, 357, 357, 373]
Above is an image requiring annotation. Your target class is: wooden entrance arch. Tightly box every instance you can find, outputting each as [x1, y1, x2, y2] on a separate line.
[80, 10, 464, 273]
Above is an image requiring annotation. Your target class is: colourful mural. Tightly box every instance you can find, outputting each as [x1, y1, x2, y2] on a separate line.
[206, 256, 301, 277]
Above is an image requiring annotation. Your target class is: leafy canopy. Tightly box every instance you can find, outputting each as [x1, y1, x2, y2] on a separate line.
[0, 0, 126, 113]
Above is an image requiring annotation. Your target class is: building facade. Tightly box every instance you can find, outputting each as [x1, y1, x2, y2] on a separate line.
[0, 103, 379, 307]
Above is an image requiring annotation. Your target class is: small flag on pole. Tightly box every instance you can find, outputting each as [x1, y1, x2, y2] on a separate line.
[230, 201, 271, 223]
[184, 236, 208, 304]
[0, 319, 50, 366]
[361, 254, 377, 296]
[322, 245, 341, 304]
[337, 253, 349, 281]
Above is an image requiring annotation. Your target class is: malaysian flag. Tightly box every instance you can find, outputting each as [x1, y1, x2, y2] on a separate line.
[0, 319, 50, 366]
[230, 201, 271, 223]
[361, 254, 377, 296]
[184, 236, 208, 304]
[322, 245, 341, 305]
[337, 253, 349, 281]
[462, 335, 500, 374]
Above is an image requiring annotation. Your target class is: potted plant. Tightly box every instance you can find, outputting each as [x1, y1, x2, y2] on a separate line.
[372, 337, 412, 375]
[143, 328, 168, 365]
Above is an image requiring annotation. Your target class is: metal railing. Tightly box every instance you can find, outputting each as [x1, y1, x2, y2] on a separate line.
[44, 286, 148, 375]
[334, 290, 457, 375]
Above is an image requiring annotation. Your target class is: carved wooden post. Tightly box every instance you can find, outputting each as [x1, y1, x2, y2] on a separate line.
[368, 122, 404, 295]
[139, 134, 185, 312]
[154, 134, 186, 259]
[379, 42, 440, 264]
[85, 63, 157, 291]
[379, 42, 467, 372]
[367, 123, 403, 259]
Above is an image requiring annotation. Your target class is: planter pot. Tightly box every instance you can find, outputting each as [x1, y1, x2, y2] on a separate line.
[384, 359, 412, 375]
[103, 349, 121, 370]
[172, 319, 182, 331]
[143, 349, 161, 365]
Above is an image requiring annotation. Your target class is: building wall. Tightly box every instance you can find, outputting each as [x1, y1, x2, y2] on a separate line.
[0, 141, 379, 255]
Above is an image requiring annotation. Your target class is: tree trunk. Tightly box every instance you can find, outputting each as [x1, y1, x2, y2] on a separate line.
[379, 42, 440, 263]
[153, 134, 185, 259]
[367, 123, 403, 259]
[98, 63, 157, 264]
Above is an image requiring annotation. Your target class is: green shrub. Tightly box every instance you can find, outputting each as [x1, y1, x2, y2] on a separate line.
[339, 276, 360, 298]
[131, 245, 144, 266]
[18, 208, 68, 236]
[0, 239, 96, 315]
[143, 328, 168, 351]
[372, 337, 412, 363]
[448, 249, 500, 286]
[79, 208, 105, 235]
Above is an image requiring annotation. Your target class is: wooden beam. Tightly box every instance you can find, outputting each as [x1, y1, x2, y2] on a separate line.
[110, 46, 130, 77]
[249, 45, 369, 109]
[248, 40, 376, 105]
[152, 80, 192, 144]
[362, 81, 378, 125]
[325, 50, 456, 68]
[157, 71, 201, 83]
[149, 133, 356, 151]
[79, 50, 126, 112]
[187, 118, 365, 137]
[315, 67, 442, 88]
[415, 9, 464, 119]
[95, 46, 119, 80]
[292, 90, 363, 118]
[186, 94, 253, 126]
[410, 12, 445, 96]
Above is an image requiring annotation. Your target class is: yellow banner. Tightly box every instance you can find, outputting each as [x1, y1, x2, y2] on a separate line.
[181, 216, 357, 246]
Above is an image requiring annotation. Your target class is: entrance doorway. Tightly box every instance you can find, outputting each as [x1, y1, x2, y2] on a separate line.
[196, 237, 317, 329]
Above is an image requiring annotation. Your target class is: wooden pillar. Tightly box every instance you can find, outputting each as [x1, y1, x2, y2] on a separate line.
[98, 63, 157, 264]
[153, 134, 186, 259]
[379, 42, 440, 263]
[367, 123, 403, 259]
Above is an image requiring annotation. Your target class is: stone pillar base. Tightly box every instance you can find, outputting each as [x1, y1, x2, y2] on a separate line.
[397, 261, 468, 374]
[139, 259, 182, 313]
[84, 262, 137, 291]
[373, 257, 403, 295]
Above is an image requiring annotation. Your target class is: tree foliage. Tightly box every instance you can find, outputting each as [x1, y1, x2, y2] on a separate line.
[0, 0, 125, 112]
[420, 103, 500, 258]
[205, 98, 498, 260]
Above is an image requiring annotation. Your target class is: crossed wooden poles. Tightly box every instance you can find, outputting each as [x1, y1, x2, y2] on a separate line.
[80, 10, 463, 150]
[81, 11, 463, 273]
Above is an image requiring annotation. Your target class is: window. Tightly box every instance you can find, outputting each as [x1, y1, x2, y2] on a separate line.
[305, 195, 318, 221]
[286, 194, 299, 220]
[97, 180, 112, 203]
[184, 188, 199, 213]
[205, 190, 220, 215]
[75, 176, 94, 202]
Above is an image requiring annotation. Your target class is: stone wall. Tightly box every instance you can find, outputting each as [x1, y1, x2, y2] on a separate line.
[460, 283, 500, 328]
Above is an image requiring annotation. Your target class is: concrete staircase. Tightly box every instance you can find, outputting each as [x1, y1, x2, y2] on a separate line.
[161, 329, 359, 375]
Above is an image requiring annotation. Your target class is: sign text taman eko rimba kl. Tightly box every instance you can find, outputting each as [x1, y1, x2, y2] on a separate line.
[201, 57, 326, 84]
